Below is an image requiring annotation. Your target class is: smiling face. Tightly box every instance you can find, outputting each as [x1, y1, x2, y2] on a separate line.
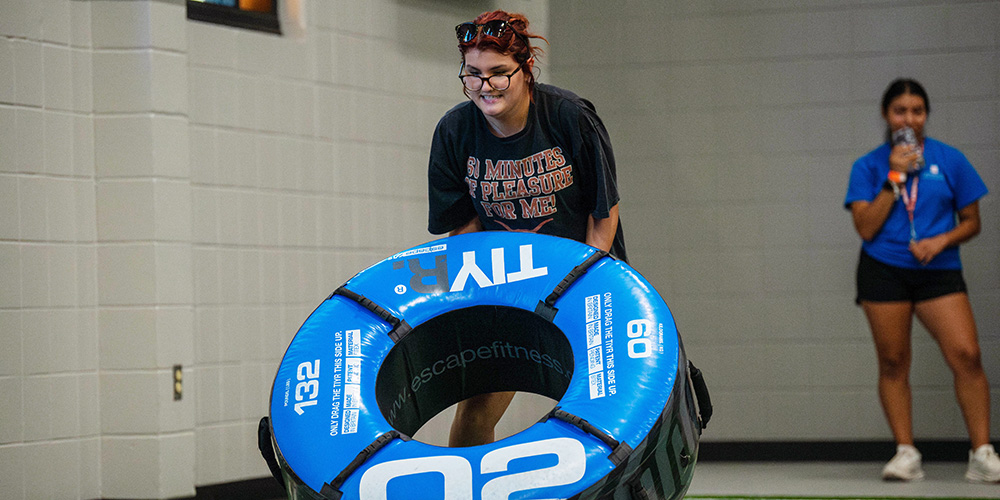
[462, 48, 532, 137]
[883, 92, 928, 141]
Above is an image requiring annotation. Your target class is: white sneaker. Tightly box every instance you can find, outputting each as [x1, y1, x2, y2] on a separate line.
[966, 444, 1000, 483]
[882, 444, 925, 481]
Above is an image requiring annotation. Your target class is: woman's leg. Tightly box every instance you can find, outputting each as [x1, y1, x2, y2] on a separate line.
[449, 391, 516, 447]
[914, 292, 991, 448]
[862, 300, 916, 445]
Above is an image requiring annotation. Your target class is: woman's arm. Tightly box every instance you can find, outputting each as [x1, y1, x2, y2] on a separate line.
[449, 216, 484, 236]
[850, 187, 898, 241]
[586, 204, 620, 252]
[850, 143, 917, 241]
[909, 201, 981, 265]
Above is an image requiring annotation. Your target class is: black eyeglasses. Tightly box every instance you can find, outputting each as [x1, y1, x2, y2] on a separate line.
[455, 20, 512, 44]
[459, 63, 522, 91]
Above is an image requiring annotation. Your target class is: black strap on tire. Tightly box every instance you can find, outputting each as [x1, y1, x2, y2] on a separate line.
[257, 417, 285, 489]
[319, 430, 410, 500]
[688, 361, 712, 429]
[332, 286, 413, 342]
[628, 477, 652, 500]
[541, 407, 632, 466]
[534, 250, 609, 321]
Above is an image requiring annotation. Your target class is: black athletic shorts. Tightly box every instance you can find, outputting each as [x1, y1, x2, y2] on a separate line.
[855, 250, 967, 304]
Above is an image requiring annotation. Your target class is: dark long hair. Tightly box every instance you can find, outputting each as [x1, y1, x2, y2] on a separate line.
[881, 78, 930, 115]
[881, 78, 930, 143]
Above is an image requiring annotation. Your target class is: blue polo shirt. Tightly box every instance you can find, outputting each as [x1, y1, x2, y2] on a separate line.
[844, 137, 988, 270]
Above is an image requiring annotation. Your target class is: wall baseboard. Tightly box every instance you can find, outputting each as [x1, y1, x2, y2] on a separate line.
[93, 477, 284, 500]
[194, 477, 285, 500]
[698, 440, 974, 462]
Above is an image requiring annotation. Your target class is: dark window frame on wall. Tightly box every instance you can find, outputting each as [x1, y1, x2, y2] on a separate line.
[187, 0, 281, 35]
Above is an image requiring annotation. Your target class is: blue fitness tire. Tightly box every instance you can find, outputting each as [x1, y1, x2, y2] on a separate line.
[265, 232, 705, 500]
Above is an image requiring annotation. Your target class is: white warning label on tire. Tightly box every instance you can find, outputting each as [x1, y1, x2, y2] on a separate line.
[346, 329, 361, 357]
[585, 295, 601, 322]
[342, 409, 359, 434]
[589, 372, 606, 399]
[588, 346, 603, 374]
[586, 320, 601, 349]
[344, 384, 361, 409]
[345, 358, 361, 384]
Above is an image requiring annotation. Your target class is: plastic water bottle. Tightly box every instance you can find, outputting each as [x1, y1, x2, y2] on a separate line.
[891, 126, 924, 172]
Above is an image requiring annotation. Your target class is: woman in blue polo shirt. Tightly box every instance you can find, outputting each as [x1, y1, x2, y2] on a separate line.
[845, 79, 997, 482]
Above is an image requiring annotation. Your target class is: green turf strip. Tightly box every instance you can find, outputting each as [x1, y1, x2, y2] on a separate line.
[687, 496, 987, 500]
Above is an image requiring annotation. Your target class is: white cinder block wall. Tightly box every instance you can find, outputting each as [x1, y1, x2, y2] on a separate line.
[547, 0, 999, 443]
[1, 0, 997, 498]
[1, 1, 103, 499]
[0, 0, 546, 498]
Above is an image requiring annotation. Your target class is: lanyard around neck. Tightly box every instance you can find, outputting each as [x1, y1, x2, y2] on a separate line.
[899, 175, 919, 242]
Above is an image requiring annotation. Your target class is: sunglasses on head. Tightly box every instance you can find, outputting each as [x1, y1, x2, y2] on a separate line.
[455, 20, 514, 44]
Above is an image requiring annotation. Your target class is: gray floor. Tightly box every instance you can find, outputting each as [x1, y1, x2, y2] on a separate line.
[686, 461, 1000, 498]
[412, 395, 1000, 498]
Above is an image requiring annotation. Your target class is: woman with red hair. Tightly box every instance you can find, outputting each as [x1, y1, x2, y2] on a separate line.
[427, 10, 627, 447]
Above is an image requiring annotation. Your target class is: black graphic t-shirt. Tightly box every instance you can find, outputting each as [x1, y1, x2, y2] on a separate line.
[427, 83, 627, 261]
